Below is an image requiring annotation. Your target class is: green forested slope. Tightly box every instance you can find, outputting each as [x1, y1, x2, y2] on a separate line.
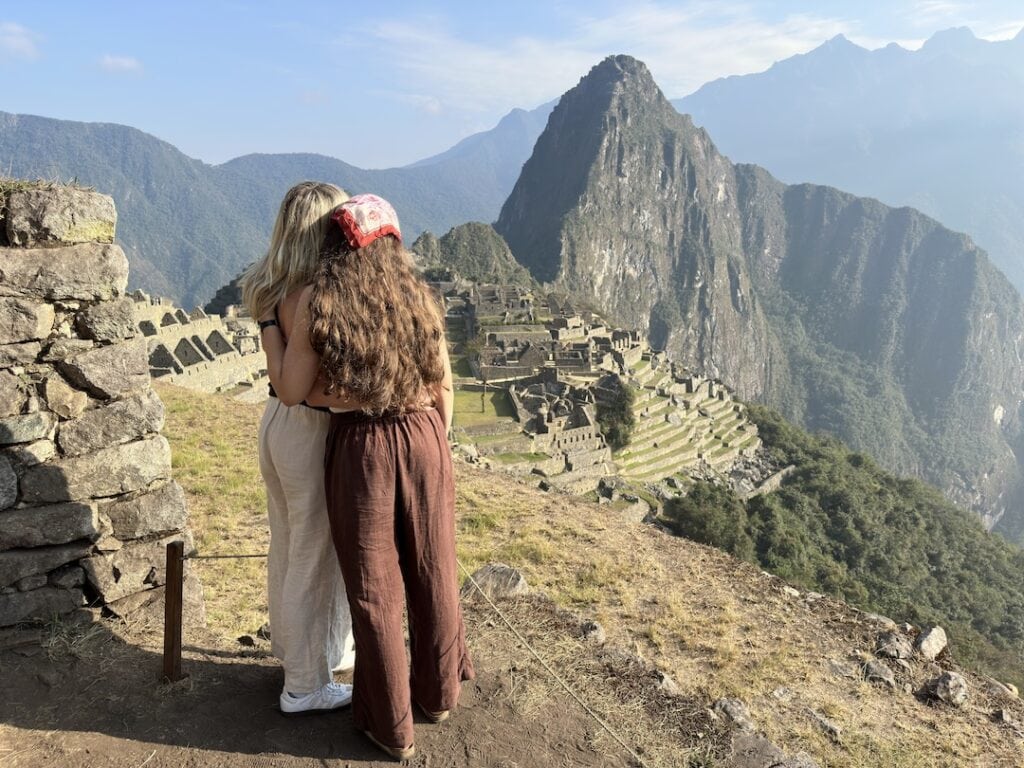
[665, 405, 1024, 687]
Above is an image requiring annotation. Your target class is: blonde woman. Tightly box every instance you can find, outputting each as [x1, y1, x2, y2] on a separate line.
[261, 194, 473, 759]
[241, 181, 355, 714]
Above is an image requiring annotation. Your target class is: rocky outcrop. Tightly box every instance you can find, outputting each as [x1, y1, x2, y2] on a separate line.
[497, 56, 771, 397]
[0, 182, 203, 627]
[495, 54, 1024, 536]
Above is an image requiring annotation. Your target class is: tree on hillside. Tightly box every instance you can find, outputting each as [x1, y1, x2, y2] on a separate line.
[596, 377, 636, 450]
[662, 482, 756, 563]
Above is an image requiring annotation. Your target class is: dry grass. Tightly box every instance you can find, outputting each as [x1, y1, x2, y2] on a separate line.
[156, 383, 268, 640]
[159, 385, 1024, 768]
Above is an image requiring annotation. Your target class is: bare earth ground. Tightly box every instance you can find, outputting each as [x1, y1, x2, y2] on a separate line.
[2, 385, 1023, 767]
[0, 597, 681, 768]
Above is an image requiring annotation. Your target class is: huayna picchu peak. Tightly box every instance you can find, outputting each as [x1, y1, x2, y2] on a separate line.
[497, 53, 1024, 541]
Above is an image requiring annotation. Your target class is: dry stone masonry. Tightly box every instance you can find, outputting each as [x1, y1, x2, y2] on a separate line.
[0, 182, 203, 627]
[133, 291, 267, 401]
[437, 279, 766, 496]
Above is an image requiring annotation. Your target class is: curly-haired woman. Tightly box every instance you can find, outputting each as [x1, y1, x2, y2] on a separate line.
[260, 194, 474, 760]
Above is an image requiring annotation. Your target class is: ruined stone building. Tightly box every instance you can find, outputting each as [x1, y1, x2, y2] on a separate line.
[133, 292, 268, 401]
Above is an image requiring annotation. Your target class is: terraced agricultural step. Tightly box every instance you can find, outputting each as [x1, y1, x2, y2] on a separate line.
[701, 398, 736, 418]
[619, 428, 703, 470]
[634, 397, 674, 420]
[626, 447, 701, 480]
[714, 421, 748, 446]
[623, 421, 697, 456]
[707, 446, 740, 469]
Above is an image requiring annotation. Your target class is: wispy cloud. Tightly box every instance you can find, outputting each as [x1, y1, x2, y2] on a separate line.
[360, 2, 853, 114]
[99, 54, 142, 74]
[0, 22, 39, 59]
[904, 1, 1023, 40]
[400, 94, 444, 116]
[975, 19, 1024, 40]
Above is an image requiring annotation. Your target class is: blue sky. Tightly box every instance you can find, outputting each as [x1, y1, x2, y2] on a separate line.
[1, 1, 1021, 168]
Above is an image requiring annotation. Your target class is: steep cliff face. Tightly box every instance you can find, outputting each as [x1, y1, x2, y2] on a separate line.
[496, 56, 771, 396]
[496, 55, 1024, 535]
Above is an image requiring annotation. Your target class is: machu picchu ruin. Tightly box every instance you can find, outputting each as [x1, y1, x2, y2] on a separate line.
[431, 277, 771, 501]
[132, 291, 269, 402]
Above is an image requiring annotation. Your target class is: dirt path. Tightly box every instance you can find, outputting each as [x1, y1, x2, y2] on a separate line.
[0, 597, 689, 768]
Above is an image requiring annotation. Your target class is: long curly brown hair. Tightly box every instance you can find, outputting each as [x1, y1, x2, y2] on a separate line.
[309, 229, 445, 414]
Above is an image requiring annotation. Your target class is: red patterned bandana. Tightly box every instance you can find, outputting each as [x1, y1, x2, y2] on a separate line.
[331, 193, 402, 250]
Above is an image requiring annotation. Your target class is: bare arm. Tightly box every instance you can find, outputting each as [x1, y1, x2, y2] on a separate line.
[304, 374, 366, 410]
[261, 287, 320, 406]
[432, 336, 454, 434]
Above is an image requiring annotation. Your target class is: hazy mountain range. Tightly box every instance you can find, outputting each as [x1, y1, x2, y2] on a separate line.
[497, 54, 1024, 542]
[2, 27, 1018, 308]
[0, 102, 553, 308]
[674, 26, 1024, 292]
[4, 27, 1024, 540]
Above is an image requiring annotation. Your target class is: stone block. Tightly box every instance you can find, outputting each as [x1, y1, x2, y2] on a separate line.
[460, 562, 529, 600]
[101, 480, 186, 540]
[75, 297, 137, 342]
[0, 455, 15, 510]
[5, 186, 116, 246]
[916, 626, 948, 660]
[82, 532, 191, 604]
[5, 439, 56, 468]
[0, 586, 83, 626]
[57, 390, 164, 456]
[43, 375, 89, 419]
[0, 298, 55, 344]
[0, 342, 41, 367]
[0, 501, 100, 551]
[20, 435, 171, 503]
[42, 339, 94, 363]
[106, 565, 205, 625]
[0, 370, 26, 417]
[48, 564, 85, 589]
[57, 337, 149, 399]
[0, 541, 93, 587]
[15, 573, 47, 591]
[0, 411, 56, 445]
[0, 243, 128, 301]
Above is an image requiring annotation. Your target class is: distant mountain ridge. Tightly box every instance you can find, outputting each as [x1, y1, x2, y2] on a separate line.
[0, 102, 553, 308]
[496, 54, 1024, 540]
[672, 26, 1024, 292]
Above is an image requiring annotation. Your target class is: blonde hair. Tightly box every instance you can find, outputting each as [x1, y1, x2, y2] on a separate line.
[310, 231, 445, 415]
[241, 182, 349, 320]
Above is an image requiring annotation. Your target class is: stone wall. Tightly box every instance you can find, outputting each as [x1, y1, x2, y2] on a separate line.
[0, 183, 203, 627]
[133, 291, 268, 399]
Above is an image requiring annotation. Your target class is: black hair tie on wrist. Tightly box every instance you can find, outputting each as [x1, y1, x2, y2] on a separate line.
[259, 319, 279, 331]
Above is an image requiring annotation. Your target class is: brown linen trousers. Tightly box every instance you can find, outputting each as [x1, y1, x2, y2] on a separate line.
[324, 407, 474, 749]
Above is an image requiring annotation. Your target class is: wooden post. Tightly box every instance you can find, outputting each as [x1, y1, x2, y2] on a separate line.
[161, 540, 186, 683]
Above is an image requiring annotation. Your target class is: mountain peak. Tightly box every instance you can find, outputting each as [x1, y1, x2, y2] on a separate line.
[921, 26, 979, 52]
[563, 54, 670, 119]
[591, 54, 653, 80]
[810, 33, 869, 59]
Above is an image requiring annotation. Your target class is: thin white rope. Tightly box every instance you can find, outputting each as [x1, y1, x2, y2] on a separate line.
[458, 559, 651, 768]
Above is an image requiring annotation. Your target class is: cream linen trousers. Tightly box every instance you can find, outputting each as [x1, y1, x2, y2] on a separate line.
[259, 396, 354, 694]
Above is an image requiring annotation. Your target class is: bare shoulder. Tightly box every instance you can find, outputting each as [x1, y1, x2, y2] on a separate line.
[278, 285, 312, 337]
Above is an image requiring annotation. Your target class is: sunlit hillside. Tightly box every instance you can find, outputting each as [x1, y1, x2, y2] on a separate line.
[157, 383, 1024, 767]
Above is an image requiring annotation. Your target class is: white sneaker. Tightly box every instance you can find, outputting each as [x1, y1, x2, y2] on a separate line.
[279, 682, 353, 715]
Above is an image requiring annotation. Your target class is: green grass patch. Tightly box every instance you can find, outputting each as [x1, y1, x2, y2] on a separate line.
[452, 355, 474, 378]
[453, 388, 516, 427]
[490, 452, 550, 464]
